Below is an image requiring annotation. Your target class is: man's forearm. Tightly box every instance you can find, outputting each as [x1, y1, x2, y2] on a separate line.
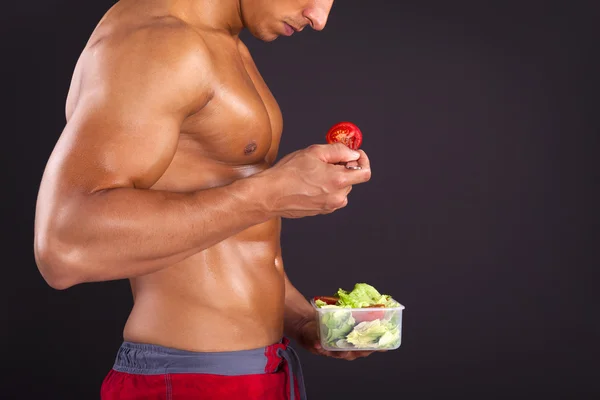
[283, 271, 315, 339]
[35, 176, 271, 288]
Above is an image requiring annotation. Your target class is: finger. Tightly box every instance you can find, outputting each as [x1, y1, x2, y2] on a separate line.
[332, 351, 350, 359]
[312, 143, 361, 165]
[313, 347, 327, 356]
[328, 188, 351, 212]
[346, 351, 372, 361]
[355, 150, 370, 170]
[337, 168, 370, 187]
[344, 160, 359, 169]
[340, 153, 371, 186]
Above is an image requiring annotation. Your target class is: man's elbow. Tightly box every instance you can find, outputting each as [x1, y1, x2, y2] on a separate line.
[34, 236, 85, 290]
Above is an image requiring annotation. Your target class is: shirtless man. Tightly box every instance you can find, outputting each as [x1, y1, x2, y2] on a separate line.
[34, 0, 372, 398]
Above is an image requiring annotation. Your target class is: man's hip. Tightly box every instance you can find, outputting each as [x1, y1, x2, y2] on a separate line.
[100, 337, 306, 400]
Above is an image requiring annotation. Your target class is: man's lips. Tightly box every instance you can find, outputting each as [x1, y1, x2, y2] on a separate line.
[283, 23, 295, 36]
[283, 22, 304, 36]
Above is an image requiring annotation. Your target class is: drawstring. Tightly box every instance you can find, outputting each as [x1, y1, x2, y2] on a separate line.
[276, 345, 307, 400]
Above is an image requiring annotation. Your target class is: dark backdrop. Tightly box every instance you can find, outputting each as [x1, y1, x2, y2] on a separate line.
[1, 0, 598, 399]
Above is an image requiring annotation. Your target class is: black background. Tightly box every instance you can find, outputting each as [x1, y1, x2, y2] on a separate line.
[2, 0, 599, 399]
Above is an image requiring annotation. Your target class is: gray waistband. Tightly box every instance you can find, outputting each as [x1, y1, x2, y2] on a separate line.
[112, 341, 271, 376]
[112, 340, 307, 400]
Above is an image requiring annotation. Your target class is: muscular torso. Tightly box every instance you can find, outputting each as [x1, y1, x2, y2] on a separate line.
[68, 2, 286, 351]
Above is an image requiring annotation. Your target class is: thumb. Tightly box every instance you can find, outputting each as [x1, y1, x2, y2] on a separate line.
[313, 343, 327, 356]
[314, 143, 361, 164]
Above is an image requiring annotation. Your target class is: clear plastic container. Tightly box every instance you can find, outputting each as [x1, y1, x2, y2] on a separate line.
[311, 299, 405, 351]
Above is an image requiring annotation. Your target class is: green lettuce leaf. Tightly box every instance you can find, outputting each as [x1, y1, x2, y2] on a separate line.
[377, 330, 401, 349]
[345, 319, 401, 349]
[313, 283, 399, 309]
[314, 299, 328, 307]
[336, 283, 386, 308]
[320, 308, 356, 345]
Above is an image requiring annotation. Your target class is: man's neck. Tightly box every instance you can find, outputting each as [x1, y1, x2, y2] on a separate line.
[169, 0, 244, 36]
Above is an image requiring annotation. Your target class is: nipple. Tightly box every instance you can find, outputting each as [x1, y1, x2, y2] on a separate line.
[244, 142, 258, 155]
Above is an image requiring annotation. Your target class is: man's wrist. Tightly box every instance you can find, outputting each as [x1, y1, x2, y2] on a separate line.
[285, 315, 313, 340]
[228, 174, 277, 222]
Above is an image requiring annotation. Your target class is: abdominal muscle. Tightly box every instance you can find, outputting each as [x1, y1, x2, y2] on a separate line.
[123, 151, 286, 352]
[123, 221, 285, 352]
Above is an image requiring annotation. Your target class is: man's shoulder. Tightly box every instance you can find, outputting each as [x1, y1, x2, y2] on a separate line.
[72, 16, 215, 114]
[90, 16, 213, 75]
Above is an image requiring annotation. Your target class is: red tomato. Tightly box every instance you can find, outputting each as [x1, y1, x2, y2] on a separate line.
[325, 122, 363, 150]
[353, 304, 386, 323]
[313, 296, 339, 305]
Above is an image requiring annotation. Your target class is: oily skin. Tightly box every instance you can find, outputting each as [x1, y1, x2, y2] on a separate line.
[34, 0, 374, 360]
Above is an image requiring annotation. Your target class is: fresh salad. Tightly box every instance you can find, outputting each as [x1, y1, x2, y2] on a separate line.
[312, 283, 402, 350]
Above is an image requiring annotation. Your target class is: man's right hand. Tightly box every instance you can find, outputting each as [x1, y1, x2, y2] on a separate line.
[256, 143, 372, 219]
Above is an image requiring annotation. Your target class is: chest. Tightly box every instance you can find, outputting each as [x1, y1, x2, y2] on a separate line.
[180, 40, 283, 165]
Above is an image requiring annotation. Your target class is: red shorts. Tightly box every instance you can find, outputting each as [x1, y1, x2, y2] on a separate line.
[100, 337, 305, 400]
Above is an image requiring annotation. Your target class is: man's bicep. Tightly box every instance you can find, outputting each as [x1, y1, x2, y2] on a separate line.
[51, 30, 212, 192]
[57, 101, 181, 192]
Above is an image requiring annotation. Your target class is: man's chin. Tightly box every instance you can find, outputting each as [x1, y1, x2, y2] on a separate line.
[256, 33, 280, 43]
[248, 27, 280, 43]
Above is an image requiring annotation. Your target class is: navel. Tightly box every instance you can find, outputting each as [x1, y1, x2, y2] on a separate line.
[244, 141, 258, 155]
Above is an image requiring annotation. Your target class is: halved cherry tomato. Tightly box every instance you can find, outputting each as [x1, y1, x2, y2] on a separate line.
[313, 296, 339, 305]
[325, 121, 363, 150]
[353, 304, 386, 323]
